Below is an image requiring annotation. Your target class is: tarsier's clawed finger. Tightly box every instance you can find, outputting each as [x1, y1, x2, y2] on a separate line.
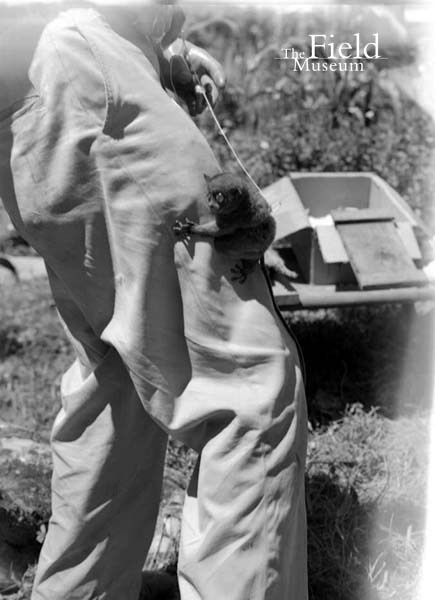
[230, 262, 249, 284]
[172, 218, 195, 240]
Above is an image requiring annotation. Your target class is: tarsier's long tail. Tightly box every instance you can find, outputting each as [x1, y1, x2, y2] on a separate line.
[0, 255, 19, 280]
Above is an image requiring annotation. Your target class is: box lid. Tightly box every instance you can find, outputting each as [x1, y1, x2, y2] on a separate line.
[263, 177, 310, 240]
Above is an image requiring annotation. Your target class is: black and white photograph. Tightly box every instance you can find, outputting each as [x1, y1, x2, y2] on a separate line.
[0, 1, 434, 599]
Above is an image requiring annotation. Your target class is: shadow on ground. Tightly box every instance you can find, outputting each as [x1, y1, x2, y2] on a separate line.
[287, 304, 434, 425]
[306, 471, 378, 600]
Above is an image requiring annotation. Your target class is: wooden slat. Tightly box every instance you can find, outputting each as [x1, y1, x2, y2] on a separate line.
[336, 220, 426, 289]
[274, 282, 435, 310]
[332, 208, 394, 224]
[262, 177, 310, 240]
[316, 225, 349, 264]
[395, 222, 422, 261]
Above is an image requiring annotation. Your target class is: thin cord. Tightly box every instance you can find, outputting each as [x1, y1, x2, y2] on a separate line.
[197, 83, 282, 211]
[169, 42, 281, 210]
[197, 84, 264, 195]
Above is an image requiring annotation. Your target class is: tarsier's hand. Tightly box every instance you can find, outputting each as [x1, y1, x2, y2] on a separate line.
[173, 217, 195, 240]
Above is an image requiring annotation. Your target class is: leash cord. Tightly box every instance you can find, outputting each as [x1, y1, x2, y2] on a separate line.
[168, 47, 280, 209]
[196, 83, 264, 196]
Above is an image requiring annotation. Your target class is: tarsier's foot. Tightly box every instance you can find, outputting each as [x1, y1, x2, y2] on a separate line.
[230, 260, 256, 284]
[172, 218, 195, 240]
[231, 263, 248, 284]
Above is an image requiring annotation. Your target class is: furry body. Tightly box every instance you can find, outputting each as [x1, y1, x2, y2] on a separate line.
[173, 172, 281, 282]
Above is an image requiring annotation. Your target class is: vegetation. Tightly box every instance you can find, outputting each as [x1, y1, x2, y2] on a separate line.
[187, 6, 435, 229]
[1, 278, 432, 600]
[1, 5, 434, 600]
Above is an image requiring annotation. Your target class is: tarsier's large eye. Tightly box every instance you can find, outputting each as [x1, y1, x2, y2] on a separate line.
[215, 192, 224, 204]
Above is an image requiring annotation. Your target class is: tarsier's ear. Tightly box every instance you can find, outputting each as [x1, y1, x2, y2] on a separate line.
[203, 173, 211, 184]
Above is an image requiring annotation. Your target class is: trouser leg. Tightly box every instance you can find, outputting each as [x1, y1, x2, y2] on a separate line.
[171, 275, 308, 600]
[30, 271, 168, 600]
[178, 407, 307, 600]
[0, 12, 181, 598]
[1, 8, 308, 599]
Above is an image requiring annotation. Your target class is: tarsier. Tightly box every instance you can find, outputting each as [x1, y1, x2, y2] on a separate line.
[173, 172, 297, 284]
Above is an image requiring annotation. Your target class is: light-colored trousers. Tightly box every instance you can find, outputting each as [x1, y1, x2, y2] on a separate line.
[0, 9, 308, 600]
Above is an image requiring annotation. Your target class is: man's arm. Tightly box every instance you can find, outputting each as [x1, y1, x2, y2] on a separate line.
[101, 5, 225, 116]
[0, 4, 224, 118]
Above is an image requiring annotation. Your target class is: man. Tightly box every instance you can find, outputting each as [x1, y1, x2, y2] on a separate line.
[0, 3, 308, 599]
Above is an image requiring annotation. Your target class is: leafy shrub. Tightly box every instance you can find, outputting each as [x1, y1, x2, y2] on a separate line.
[187, 7, 435, 230]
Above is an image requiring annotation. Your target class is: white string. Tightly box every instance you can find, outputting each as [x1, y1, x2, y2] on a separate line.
[169, 44, 281, 210]
[198, 84, 282, 211]
[197, 84, 264, 194]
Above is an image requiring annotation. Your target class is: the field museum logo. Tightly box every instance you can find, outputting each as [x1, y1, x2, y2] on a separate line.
[278, 34, 384, 72]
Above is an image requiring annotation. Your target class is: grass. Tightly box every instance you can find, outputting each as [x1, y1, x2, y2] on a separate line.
[1, 8, 433, 597]
[0, 278, 71, 439]
[288, 305, 435, 423]
[306, 405, 428, 600]
[0, 276, 432, 599]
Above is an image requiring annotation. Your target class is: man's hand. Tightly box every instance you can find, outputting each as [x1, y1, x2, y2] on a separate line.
[161, 39, 225, 116]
